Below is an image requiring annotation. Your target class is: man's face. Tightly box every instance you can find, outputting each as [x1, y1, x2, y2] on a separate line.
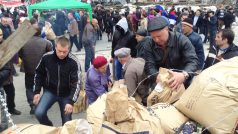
[182, 24, 191, 35]
[196, 11, 201, 16]
[135, 34, 144, 42]
[181, 15, 188, 21]
[55, 44, 70, 60]
[1, 18, 8, 26]
[215, 32, 226, 47]
[150, 27, 169, 48]
[97, 64, 107, 74]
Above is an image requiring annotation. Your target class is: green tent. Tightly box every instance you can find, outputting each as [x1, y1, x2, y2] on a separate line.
[28, 0, 92, 19]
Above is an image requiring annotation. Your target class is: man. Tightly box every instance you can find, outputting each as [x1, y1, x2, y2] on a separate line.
[19, 25, 52, 114]
[203, 29, 238, 69]
[114, 48, 149, 106]
[207, 10, 218, 49]
[223, 7, 235, 29]
[135, 28, 149, 58]
[68, 13, 80, 51]
[82, 17, 97, 72]
[144, 16, 198, 90]
[174, 12, 189, 33]
[0, 24, 21, 115]
[78, 10, 88, 49]
[192, 10, 203, 33]
[33, 36, 82, 126]
[182, 18, 205, 70]
[216, 4, 226, 30]
[111, 16, 137, 80]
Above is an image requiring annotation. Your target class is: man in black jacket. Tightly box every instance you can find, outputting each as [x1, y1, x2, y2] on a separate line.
[33, 36, 82, 126]
[144, 16, 198, 90]
[203, 29, 238, 69]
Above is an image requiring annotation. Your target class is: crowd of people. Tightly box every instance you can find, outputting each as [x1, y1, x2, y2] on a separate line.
[0, 3, 238, 133]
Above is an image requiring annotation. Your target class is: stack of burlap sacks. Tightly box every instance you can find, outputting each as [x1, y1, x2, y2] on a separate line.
[87, 57, 238, 134]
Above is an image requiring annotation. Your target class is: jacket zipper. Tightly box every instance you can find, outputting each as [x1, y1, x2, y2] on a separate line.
[211, 45, 218, 65]
[57, 64, 60, 96]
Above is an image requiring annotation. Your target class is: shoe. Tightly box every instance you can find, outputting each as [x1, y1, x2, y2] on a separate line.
[9, 109, 21, 115]
[30, 106, 36, 115]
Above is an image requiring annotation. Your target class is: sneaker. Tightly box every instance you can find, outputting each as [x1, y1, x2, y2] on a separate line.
[30, 106, 36, 115]
[9, 109, 21, 115]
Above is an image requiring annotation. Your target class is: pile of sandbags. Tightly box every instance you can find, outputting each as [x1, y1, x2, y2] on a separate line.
[102, 85, 164, 134]
[175, 57, 238, 134]
[2, 119, 92, 134]
[147, 68, 185, 106]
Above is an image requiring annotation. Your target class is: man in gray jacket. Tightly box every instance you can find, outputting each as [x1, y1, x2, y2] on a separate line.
[144, 16, 198, 90]
[19, 26, 52, 114]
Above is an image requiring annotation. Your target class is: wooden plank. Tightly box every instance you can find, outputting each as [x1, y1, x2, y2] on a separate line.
[0, 20, 36, 69]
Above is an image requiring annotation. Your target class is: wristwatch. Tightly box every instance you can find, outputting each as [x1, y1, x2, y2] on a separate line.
[182, 71, 189, 80]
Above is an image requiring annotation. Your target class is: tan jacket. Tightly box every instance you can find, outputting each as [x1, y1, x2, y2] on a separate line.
[123, 57, 148, 99]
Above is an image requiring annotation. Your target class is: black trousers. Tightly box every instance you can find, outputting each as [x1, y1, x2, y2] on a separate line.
[3, 83, 16, 111]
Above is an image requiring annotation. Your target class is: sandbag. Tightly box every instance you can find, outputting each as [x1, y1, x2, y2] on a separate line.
[2, 124, 60, 134]
[175, 57, 238, 134]
[73, 89, 87, 113]
[147, 68, 185, 106]
[61, 119, 92, 134]
[86, 94, 107, 134]
[104, 85, 164, 134]
[148, 103, 188, 134]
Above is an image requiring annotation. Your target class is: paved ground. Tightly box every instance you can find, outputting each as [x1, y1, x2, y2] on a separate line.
[8, 24, 238, 128]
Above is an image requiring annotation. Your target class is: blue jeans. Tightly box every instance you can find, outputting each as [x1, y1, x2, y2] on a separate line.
[114, 58, 122, 80]
[35, 90, 72, 126]
[84, 44, 95, 72]
[70, 35, 80, 51]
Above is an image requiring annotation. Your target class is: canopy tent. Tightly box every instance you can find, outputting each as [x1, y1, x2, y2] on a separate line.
[28, 0, 92, 19]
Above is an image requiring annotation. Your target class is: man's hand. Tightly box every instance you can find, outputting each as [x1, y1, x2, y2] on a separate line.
[33, 94, 41, 105]
[168, 71, 186, 91]
[64, 104, 73, 115]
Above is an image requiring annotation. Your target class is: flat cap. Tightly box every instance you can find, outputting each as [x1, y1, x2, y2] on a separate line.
[114, 48, 131, 58]
[147, 16, 169, 32]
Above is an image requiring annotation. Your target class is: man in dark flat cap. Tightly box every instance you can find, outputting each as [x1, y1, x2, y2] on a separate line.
[144, 16, 198, 90]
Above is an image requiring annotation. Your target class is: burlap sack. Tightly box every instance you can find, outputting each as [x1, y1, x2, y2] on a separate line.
[103, 85, 164, 134]
[148, 103, 188, 134]
[2, 124, 60, 134]
[60, 119, 92, 134]
[73, 89, 87, 113]
[105, 85, 132, 124]
[86, 94, 107, 134]
[175, 57, 238, 134]
[147, 68, 185, 106]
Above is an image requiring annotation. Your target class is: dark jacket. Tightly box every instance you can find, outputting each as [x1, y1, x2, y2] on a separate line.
[187, 31, 205, 70]
[0, 24, 12, 39]
[144, 31, 198, 82]
[136, 36, 150, 58]
[34, 51, 82, 105]
[111, 17, 137, 58]
[19, 36, 52, 75]
[223, 11, 235, 27]
[192, 16, 203, 33]
[208, 16, 217, 32]
[203, 44, 238, 70]
[0, 64, 11, 86]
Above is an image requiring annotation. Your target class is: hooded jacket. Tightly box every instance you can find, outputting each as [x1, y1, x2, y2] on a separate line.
[111, 17, 137, 58]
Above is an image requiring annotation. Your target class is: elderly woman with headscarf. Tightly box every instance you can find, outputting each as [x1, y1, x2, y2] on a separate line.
[85, 56, 112, 104]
